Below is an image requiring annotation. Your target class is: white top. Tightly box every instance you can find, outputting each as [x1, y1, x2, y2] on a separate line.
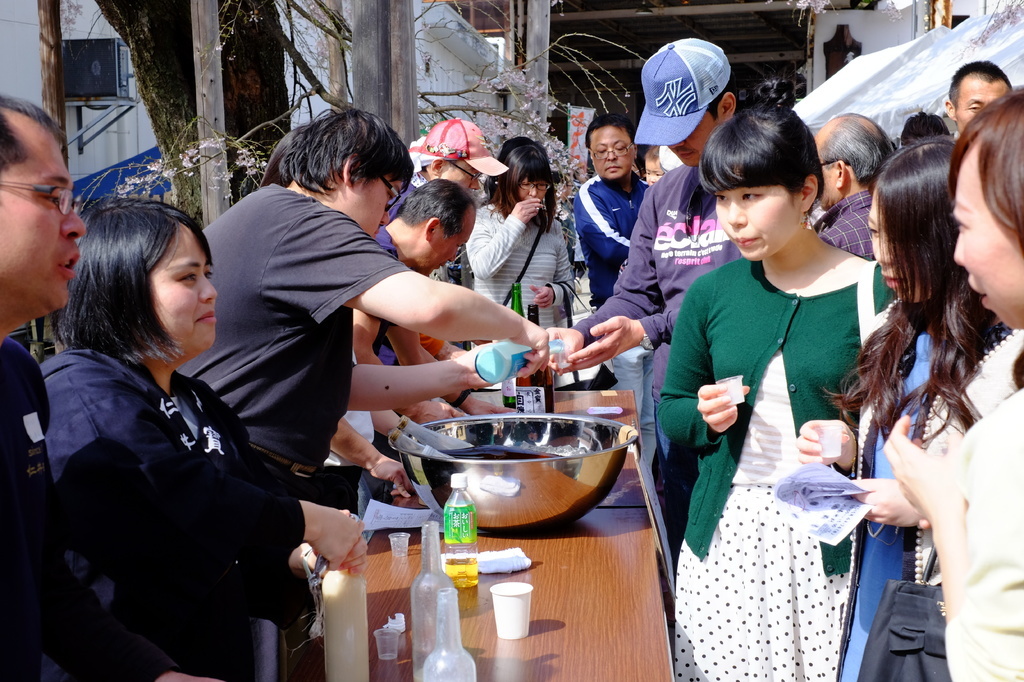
[467, 205, 573, 328]
[733, 351, 801, 486]
[946, 387, 1024, 681]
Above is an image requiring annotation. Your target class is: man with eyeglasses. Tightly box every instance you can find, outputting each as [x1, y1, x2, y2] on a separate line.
[573, 112, 656, 470]
[550, 39, 742, 568]
[813, 113, 894, 258]
[185, 109, 549, 504]
[387, 118, 508, 220]
[354, 180, 508, 422]
[0, 94, 216, 682]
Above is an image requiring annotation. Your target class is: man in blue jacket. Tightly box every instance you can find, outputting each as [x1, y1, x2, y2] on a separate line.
[573, 113, 656, 469]
[551, 39, 741, 568]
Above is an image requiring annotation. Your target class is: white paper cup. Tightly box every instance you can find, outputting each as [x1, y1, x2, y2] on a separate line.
[716, 375, 745, 406]
[816, 423, 845, 463]
[373, 627, 400, 660]
[490, 582, 534, 640]
[388, 532, 410, 557]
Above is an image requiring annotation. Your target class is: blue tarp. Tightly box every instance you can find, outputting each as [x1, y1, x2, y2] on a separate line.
[76, 146, 171, 200]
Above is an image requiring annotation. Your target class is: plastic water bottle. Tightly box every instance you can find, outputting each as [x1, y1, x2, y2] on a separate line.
[443, 473, 478, 588]
[411, 521, 454, 682]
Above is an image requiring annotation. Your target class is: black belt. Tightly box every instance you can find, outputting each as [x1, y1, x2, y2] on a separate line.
[249, 442, 319, 476]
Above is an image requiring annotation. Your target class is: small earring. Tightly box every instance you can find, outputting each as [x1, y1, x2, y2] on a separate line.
[803, 213, 813, 230]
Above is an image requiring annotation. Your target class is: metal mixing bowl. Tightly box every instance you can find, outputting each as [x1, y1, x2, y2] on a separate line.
[394, 414, 637, 531]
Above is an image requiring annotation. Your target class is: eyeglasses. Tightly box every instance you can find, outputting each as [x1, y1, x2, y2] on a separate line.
[381, 177, 402, 210]
[446, 161, 484, 184]
[448, 243, 467, 264]
[519, 181, 551, 193]
[0, 181, 82, 215]
[589, 143, 635, 161]
[820, 158, 844, 168]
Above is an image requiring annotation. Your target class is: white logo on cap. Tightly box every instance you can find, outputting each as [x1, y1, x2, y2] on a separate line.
[656, 78, 698, 117]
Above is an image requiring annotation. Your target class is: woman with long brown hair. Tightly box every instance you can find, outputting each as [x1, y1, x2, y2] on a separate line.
[467, 143, 573, 328]
[886, 90, 1024, 681]
[797, 136, 1022, 681]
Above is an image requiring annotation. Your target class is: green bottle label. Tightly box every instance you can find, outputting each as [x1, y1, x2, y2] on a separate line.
[444, 503, 477, 543]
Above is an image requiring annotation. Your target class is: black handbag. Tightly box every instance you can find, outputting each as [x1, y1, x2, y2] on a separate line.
[856, 554, 952, 682]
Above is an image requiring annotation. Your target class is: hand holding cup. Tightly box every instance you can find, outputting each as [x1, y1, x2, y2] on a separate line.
[697, 379, 749, 434]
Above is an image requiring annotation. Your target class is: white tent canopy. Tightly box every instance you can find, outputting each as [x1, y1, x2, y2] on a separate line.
[796, 15, 1024, 137]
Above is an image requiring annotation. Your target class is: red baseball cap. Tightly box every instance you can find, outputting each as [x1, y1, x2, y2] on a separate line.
[411, 119, 508, 176]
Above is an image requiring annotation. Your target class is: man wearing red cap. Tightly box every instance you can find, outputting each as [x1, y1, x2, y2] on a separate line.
[389, 118, 507, 220]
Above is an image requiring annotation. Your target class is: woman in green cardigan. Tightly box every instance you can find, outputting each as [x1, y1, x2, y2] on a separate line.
[658, 106, 888, 681]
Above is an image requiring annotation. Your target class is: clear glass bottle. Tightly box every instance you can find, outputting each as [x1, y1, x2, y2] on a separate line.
[423, 587, 476, 682]
[411, 520, 454, 682]
[443, 473, 478, 588]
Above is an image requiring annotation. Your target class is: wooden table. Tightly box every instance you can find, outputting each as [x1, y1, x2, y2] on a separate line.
[289, 391, 672, 682]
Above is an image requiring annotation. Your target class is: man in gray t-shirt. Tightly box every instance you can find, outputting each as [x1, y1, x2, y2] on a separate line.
[186, 109, 549, 503]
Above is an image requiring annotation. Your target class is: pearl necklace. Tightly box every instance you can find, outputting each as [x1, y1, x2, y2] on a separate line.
[914, 325, 1022, 583]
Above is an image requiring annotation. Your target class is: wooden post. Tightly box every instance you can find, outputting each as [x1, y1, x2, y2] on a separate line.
[35, 0, 66, 361]
[526, 0, 550, 125]
[325, 0, 349, 107]
[38, 0, 66, 157]
[191, 0, 230, 224]
[351, 0, 416, 143]
[390, 0, 417, 143]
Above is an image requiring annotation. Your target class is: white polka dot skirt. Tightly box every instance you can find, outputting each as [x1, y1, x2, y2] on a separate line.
[674, 485, 849, 681]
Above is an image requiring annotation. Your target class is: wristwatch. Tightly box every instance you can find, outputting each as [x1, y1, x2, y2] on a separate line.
[640, 334, 654, 351]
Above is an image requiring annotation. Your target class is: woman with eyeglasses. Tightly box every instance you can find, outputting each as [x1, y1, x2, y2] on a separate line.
[467, 143, 573, 327]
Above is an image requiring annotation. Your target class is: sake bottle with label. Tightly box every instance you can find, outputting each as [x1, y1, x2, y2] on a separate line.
[501, 282, 525, 409]
[516, 304, 555, 413]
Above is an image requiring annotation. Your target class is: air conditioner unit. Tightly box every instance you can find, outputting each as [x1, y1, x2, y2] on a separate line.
[63, 38, 131, 101]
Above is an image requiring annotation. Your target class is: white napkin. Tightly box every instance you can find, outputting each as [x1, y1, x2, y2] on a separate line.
[479, 474, 521, 497]
[477, 548, 532, 574]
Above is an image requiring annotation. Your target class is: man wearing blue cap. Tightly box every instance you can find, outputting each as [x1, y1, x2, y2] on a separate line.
[551, 39, 741, 568]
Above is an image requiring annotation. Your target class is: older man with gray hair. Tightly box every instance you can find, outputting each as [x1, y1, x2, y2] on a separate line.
[813, 113, 895, 258]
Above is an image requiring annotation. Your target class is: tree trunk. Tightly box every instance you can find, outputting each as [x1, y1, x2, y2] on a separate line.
[38, 0, 66, 159]
[94, 0, 288, 218]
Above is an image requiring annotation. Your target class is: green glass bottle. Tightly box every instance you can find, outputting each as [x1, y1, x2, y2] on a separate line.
[501, 283, 525, 409]
[516, 304, 554, 413]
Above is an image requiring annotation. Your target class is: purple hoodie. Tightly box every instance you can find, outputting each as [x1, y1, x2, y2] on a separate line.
[574, 163, 741, 394]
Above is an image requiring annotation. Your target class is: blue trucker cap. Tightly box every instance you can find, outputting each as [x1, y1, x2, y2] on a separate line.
[635, 39, 731, 146]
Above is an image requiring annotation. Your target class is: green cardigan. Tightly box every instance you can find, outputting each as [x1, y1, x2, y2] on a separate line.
[658, 258, 890, 576]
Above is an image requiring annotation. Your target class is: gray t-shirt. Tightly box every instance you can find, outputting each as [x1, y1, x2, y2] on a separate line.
[184, 184, 408, 467]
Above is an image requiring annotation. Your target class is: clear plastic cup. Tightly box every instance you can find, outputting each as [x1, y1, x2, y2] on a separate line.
[373, 627, 400, 660]
[388, 532, 410, 558]
[716, 375, 745, 406]
[816, 423, 846, 464]
[490, 582, 533, 640]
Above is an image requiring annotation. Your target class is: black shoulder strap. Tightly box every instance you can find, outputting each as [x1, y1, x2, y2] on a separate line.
[502, 227, 545, 307]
